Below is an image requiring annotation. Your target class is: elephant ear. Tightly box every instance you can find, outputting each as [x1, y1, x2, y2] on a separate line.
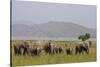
[83, 41, 89, 47]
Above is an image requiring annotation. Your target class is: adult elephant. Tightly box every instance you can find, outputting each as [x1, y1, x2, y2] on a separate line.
[43, 40, 57, 54]
[54, 45, 63, 54]
[75, 41, 91, 54]
[66, 47, 73, 55]
[43, 41, 52, 54]
[43, 41, 64, 54]
[29, 44, 42, 56]
[14, 44, 21, 55]
[14, 41, 29, 56]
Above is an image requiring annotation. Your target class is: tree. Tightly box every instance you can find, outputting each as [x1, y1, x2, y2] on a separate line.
[85, 33, 90, 39]
[78, 33, 90, 41]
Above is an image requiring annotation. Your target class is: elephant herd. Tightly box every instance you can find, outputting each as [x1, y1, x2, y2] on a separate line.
[13, 40, 92, 56]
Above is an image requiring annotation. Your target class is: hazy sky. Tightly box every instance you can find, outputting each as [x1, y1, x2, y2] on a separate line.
[12, 0, 96, 29]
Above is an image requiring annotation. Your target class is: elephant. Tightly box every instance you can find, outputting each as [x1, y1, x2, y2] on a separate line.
[14, 41, 29, 56]
[29, 45, 42, 56]
[54, 46, 63, 54]
[66, 48, 73, 55]
[75, 41, 91, 55]
[14, 44, 21, 55]
[43, 41, 64, 54]
[43, 42, 52, 54]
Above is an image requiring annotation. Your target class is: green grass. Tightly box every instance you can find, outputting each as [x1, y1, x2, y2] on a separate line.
[11, 40, 96, 66]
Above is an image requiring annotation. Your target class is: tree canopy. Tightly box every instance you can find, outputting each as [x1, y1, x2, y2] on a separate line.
[78, 33, 90, 41]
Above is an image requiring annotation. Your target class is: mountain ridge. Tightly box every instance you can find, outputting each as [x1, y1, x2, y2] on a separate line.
[12, 21, 96, 39]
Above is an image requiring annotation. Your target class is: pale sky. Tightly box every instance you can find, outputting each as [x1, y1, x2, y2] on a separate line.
[12, 0, 96, 29]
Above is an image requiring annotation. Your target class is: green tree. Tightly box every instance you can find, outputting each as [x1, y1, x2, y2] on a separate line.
[78, 33, 90, 41]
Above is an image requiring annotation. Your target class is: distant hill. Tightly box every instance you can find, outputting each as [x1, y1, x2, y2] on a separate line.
[12, 21, 96, 39]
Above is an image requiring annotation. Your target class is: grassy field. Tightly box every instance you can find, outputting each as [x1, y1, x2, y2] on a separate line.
[11, 40, 96, 66]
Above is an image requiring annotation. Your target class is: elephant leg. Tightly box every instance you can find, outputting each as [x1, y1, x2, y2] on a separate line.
[75, 48, 78, 54]
[86, 48, 89, 54]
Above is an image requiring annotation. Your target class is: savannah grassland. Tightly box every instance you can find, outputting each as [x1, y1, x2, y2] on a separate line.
[11, 40, 96, 66]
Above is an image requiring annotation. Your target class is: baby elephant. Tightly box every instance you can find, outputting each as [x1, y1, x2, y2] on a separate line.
[66, 48, 73, 55]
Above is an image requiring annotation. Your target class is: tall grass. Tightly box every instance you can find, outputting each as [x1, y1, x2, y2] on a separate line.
[11, 40, 96, 66]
